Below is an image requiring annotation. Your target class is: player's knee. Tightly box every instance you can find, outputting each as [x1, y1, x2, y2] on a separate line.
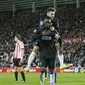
[55, 42, 60, 50]
[14, 66, 18, 72]
[33, 46, 39, 53]
[20, 67, 24, 72]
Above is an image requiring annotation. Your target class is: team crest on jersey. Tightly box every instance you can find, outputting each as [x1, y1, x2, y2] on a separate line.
[40, 21, 43, 25]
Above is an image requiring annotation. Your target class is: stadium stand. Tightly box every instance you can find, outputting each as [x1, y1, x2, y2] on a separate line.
[0, 1, 85, 68]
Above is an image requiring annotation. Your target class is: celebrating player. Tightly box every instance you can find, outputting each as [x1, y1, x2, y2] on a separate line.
[12, 34, 26, 83]
[24, 7, 69, 71]
[31, 18, 58, 85]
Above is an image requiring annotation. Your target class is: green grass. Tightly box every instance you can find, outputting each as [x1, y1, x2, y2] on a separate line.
[0, 72, 85, 85]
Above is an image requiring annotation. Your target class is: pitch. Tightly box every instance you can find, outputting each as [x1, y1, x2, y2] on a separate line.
[0, 72, 85, 85]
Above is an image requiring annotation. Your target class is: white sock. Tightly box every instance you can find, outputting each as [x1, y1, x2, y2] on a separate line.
[27, 51, 37, 67]
[40, 72, 45, 85]
[57, 52, 64, 66]
[50, 73, 54, 85]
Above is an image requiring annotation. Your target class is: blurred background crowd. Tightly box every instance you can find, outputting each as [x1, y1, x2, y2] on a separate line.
[0, 1, 85, 68]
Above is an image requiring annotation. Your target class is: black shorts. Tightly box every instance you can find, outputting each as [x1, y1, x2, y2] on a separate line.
[13, 58, 22, 67]
[40, 53, 56, 68]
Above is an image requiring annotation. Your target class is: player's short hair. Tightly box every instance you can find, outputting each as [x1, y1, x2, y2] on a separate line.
[47, 7, 56, 12]
[15, 34, 21, 40]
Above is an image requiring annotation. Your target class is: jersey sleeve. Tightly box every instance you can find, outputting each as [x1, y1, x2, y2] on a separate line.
[20, 42, 24, 50]
[31, 29, 42, 43]
[54, 29, 62, 47]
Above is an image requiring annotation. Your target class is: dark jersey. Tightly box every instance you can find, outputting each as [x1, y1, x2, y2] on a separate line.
[31, 28, 56, 58]
[39, 33, 56, 53]
[40, 16, 62, 46]
[31, 27, 42, 43]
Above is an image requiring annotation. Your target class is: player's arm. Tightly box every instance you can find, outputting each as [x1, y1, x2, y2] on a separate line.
[31, 29, 42, 43]
[53, 26, 63, 51]
[55, 37, 63, 55]
[10, 55, 14, 63]
[21, 49, 24, 59]
[10, 50, 15, 63]
[54, 29, 62, 50]
[20, 43, 24, 62]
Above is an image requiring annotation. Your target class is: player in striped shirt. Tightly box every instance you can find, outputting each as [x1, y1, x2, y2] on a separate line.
[13, 34, 26, 83]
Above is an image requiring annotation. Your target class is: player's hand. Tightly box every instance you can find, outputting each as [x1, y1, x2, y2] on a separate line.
[55, 34, 60, 39]
[50, 26, 55, 31]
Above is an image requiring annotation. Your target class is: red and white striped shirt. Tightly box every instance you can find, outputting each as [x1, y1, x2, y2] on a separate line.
[14, 41, 24, 59]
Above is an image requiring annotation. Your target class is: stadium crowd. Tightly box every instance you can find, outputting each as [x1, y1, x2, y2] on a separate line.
[0, 4, 85, 68]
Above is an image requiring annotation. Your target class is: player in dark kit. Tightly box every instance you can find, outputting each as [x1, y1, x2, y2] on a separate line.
[25, 7, 69, 71]
[31, 18, 58, 85]
[24, 7, 61, 83]
[25, 7, 62, 69]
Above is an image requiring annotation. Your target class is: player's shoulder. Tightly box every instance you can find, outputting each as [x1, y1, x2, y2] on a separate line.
[19, 41, 24, 45]
[50, 26, 58, 33]
[33, 27, 42, 33]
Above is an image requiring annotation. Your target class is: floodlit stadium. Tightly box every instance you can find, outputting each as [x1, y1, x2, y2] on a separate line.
[0, 0, 85, 85]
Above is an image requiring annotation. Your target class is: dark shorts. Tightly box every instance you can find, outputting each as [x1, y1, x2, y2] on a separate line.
[13, 58, 22, 67]
[40, 53, 56, 68]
